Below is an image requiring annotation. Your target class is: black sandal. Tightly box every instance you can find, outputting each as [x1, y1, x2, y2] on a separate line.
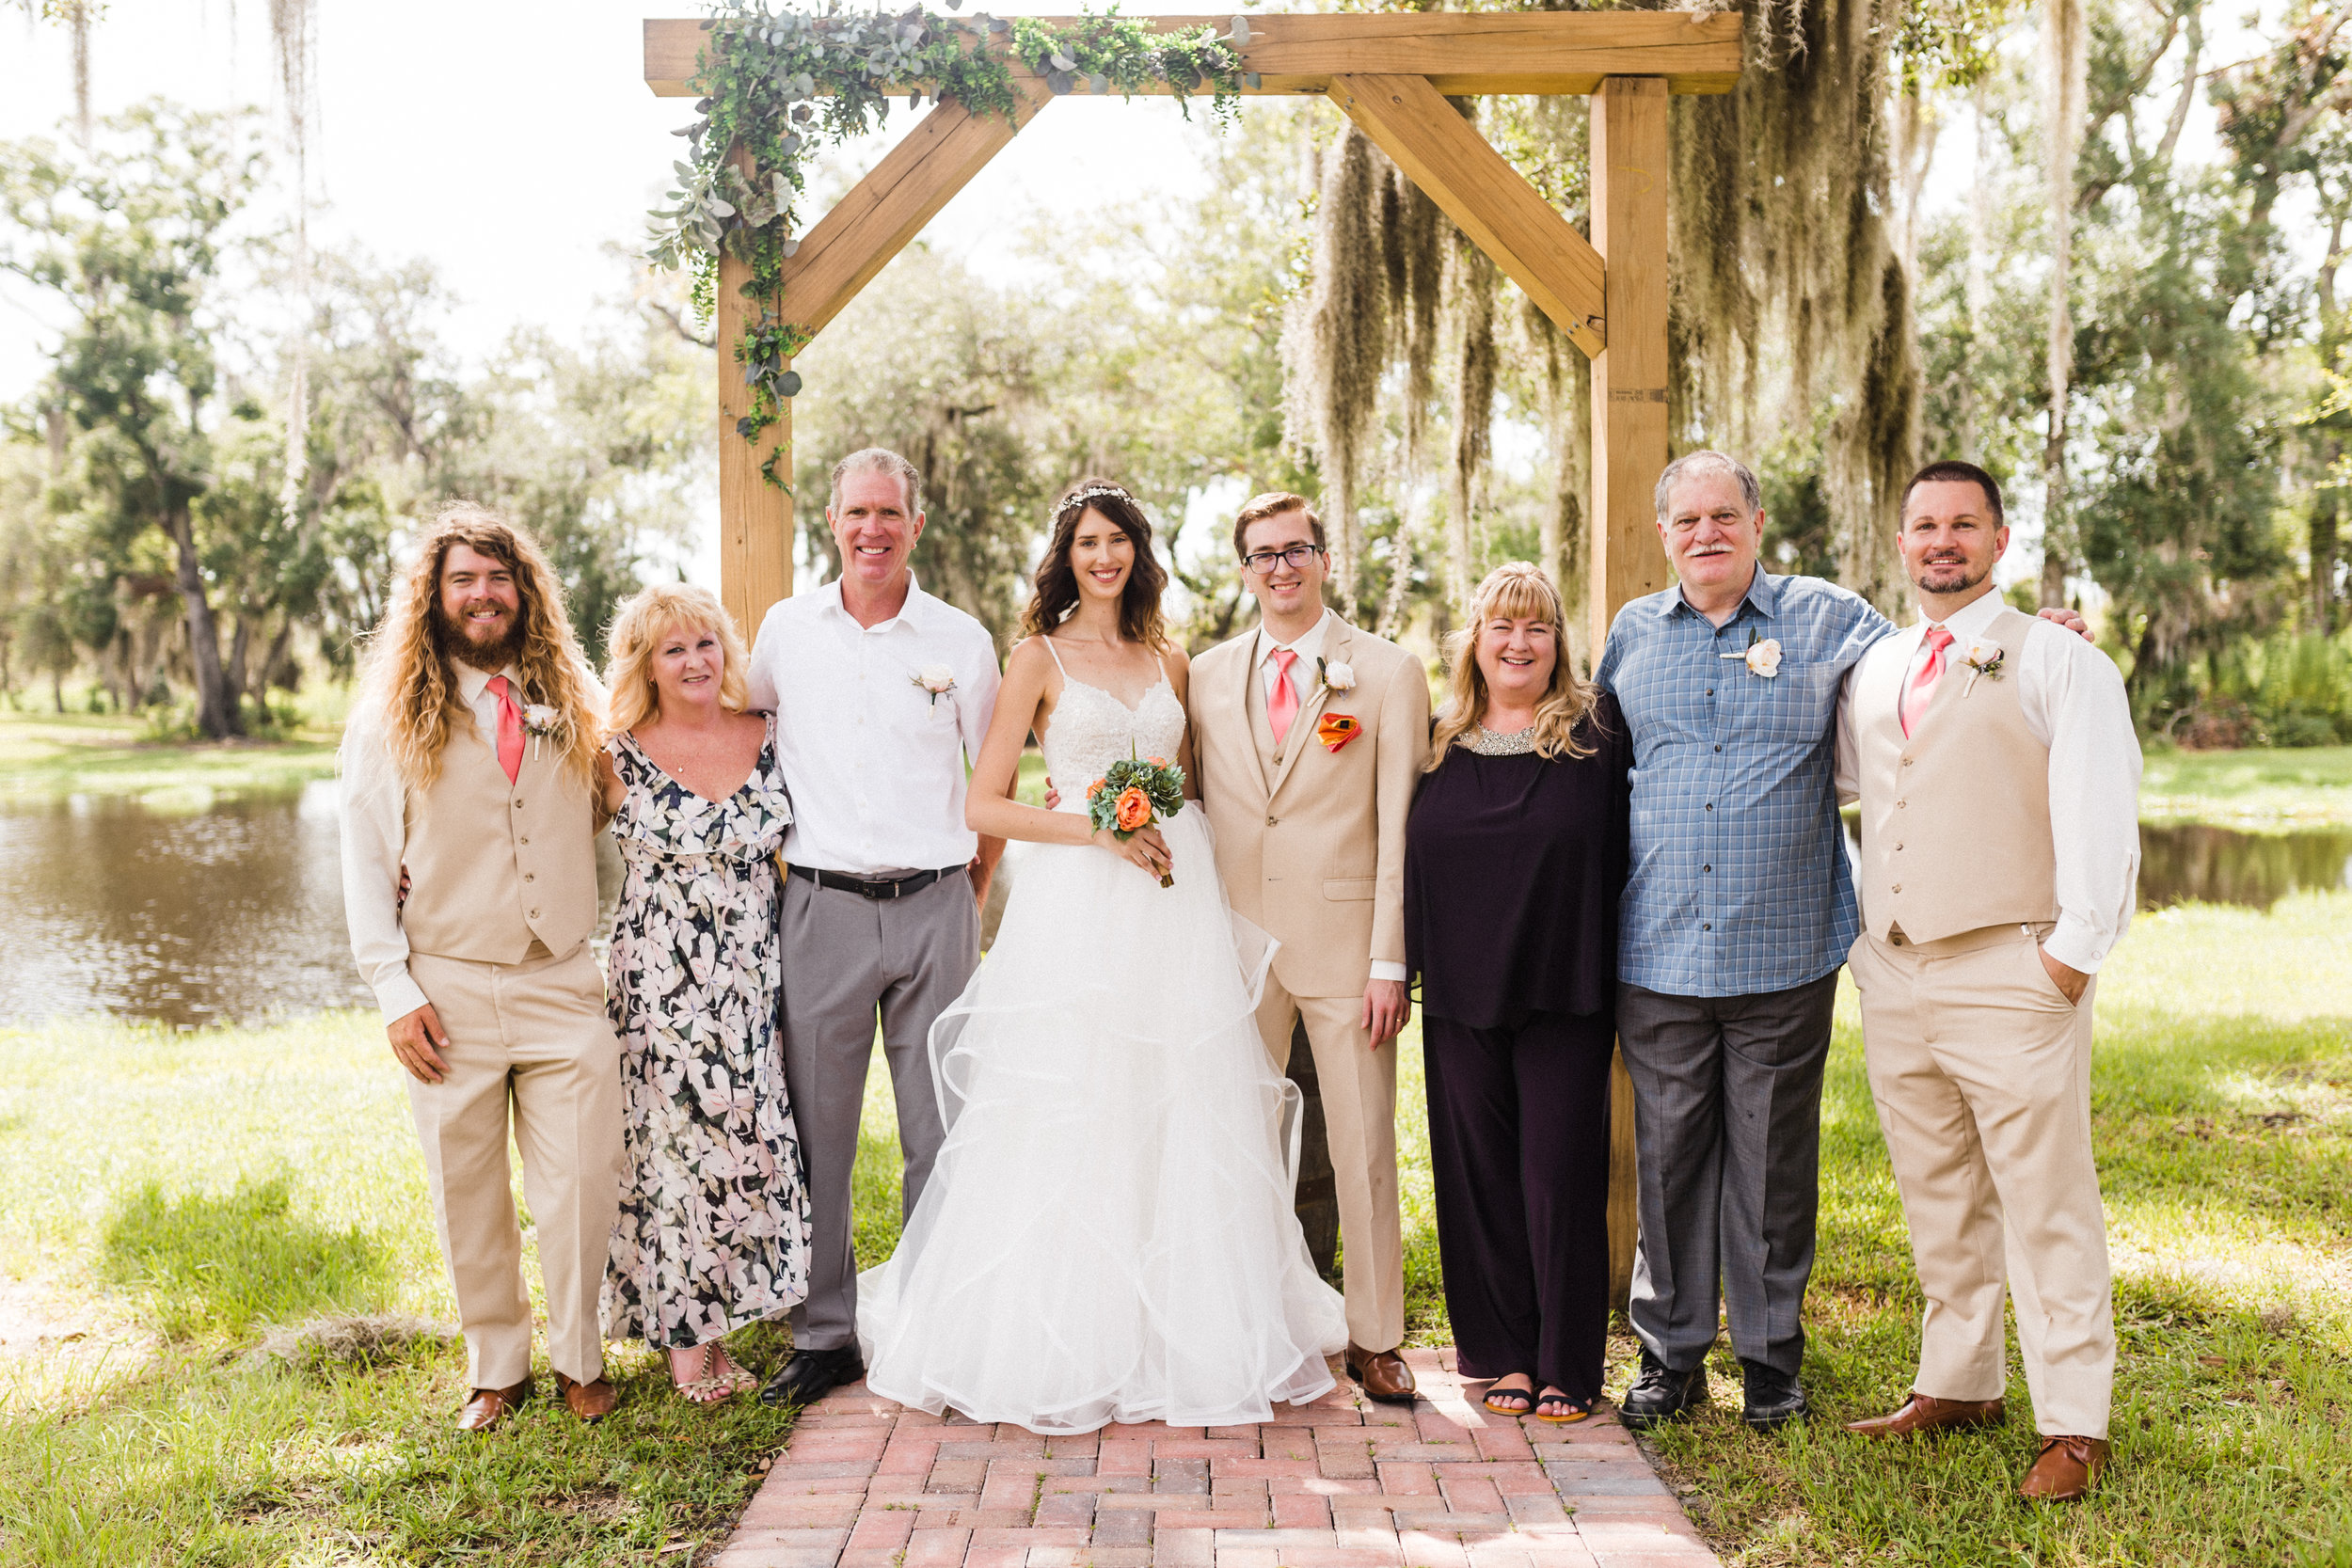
[1534, 1388, 1594, 1425]
[1483, 1376, 1536, 1417]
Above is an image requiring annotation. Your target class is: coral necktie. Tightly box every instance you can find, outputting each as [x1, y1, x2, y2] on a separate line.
[1899, 625, 1955, 738]
[485, 674, 526, 784]
[1267, 648, 1299, 745]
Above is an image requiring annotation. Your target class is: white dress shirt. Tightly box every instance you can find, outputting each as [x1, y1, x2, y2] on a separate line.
[746, 574, 1002, 878]
[1836, 590, 2142, 973]
[339, 662, 519, 1022]
[1250, 608, 1406, 987]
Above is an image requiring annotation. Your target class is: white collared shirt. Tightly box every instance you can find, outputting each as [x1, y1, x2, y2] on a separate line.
[1253, 609, 1332, 713]
[1836, 590, 2142, 973]
[339, 661, 520, 1021]
[746, 574, 1002, 878]
[1248, 607, 1405, 986]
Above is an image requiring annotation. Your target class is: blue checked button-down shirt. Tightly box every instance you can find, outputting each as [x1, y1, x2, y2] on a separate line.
[1594, 567, 1893, 998]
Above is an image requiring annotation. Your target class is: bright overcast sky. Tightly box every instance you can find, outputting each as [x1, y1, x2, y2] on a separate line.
[0, 1, 1243, 403]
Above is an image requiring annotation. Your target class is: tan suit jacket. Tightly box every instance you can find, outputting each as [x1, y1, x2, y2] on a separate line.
[1190, 618, 1432, 999]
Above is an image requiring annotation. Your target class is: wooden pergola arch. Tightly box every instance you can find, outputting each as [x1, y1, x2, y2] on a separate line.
[644, 8, 1744, 1302]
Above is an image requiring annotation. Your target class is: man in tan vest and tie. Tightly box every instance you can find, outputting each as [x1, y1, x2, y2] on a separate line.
[1836, 461, 2141, 1499]
[340, 503, 625, 1432]
[1188, 492, 1432, 1402]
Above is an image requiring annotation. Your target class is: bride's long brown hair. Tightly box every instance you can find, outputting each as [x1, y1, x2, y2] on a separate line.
[1018, 480, 1170, 651]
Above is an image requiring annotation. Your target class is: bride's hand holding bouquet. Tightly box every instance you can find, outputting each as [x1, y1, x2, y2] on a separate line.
[1086, 751, 1186, 887]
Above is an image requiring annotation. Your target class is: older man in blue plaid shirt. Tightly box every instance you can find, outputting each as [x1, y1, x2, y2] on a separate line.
[1596, 451, 2078, 1434]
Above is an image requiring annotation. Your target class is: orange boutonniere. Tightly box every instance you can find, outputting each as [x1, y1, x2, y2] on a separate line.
[1316, 713, 1362, 752]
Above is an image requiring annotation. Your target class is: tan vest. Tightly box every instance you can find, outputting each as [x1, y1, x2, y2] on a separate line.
[401, 722, 599, 964]
[1855, 605, 2059, 943]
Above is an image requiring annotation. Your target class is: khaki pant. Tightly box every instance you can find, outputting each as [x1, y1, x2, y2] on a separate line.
[406, 945, 624, 1390]
[1849, 925, 2114, 1439]
[1257, 975, 1405, 1354]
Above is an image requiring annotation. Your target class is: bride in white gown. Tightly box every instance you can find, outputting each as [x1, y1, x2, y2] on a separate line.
[857, 480, 1345, 1433]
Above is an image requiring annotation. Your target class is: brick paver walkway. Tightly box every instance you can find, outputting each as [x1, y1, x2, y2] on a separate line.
[714, 1348, 1722, 1568]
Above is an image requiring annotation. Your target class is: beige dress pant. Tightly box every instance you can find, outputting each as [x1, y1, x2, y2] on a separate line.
[406, 945, 625, 1391]
[1257, 974, 1406, 1354]
[1848, 924, 2114, 1439]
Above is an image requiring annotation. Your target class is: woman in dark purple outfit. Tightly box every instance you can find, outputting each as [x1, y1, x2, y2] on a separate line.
[1405, 563, 1629, 1423]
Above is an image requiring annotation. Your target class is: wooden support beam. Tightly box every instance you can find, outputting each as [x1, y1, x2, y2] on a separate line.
[1327, 74, 1605, 358]
[715, 153, 795, 639]
[645, 11, 1742, 98]
[782, 81, 1051, 338]
[1588, 75, 1675, 1314]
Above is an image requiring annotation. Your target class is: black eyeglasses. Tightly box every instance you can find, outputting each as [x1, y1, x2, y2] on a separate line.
[1240, 544, 1323, 576]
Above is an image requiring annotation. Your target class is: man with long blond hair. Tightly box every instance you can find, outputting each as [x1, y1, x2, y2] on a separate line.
[338, 501, 624, 1433]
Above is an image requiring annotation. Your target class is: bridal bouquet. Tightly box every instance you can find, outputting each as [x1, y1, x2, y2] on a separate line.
[1085, 750, 1187, 888]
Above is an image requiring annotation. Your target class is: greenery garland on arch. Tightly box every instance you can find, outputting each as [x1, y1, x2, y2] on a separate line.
[645, 0, 1252, 484]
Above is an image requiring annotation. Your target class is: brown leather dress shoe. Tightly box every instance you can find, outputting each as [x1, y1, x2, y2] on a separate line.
[554, 1371, 618, 1422]
[2019, 1434, 2108, 1500]
[1344, 1343, 1417, 1405]
[457, 1379, 533, 1433]
[1844, 1390, 2006, 1437]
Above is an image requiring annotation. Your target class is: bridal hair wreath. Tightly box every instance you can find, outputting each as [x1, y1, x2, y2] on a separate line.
[645, 2, 1249, 487]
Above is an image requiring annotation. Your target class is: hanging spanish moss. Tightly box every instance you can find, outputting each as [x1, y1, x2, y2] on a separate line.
[271, 0, 317, 533]
[1518, 293, 1591, 623]
[2039, 0, 2089, 605]
[1445, 243, 1500, 613]
[1281, 123, 1389, 608]
[1672, 0, 1921, 610]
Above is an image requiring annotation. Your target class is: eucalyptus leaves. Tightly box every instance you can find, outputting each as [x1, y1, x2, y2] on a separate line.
[645, 1, 1251, 484]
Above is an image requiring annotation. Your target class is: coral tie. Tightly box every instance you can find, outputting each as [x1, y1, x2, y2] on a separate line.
[1899, 625, 1955, 739]
[1267, 648, 1299, 745]
[486, 674, 525, 784]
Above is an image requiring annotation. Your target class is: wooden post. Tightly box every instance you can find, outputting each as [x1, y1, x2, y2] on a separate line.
[716, 166, 796, 640]
[1590, 75, 1673, 1313]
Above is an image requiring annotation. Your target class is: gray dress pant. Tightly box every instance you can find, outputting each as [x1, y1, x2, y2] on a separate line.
[780, 867, 978, 1353]
[1615, 971, 1838, 1378]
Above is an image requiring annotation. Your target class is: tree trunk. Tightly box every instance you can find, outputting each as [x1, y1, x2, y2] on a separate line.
[2314, 488, 2342, 634]
[164, 505, 242, 738]
[52, 669, 65, 715]
[227, 612, 258, 716]
[2041, 0, 2089, 609]
[261, 616, 296, 694]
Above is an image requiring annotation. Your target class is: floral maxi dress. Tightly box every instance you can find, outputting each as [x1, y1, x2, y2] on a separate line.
[601, 718, 813, 1351]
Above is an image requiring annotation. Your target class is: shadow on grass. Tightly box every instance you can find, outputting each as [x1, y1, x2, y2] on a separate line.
[100, 1175, 390, 1340]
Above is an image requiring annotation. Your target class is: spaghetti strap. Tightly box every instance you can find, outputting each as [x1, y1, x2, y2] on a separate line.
[1039, 635, 1068, 675]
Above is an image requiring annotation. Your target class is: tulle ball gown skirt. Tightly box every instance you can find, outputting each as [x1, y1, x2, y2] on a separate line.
[858, 811, 1347, 1433]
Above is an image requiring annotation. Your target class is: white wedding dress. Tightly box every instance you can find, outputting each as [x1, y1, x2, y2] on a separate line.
[857, 653, 1346, 1433]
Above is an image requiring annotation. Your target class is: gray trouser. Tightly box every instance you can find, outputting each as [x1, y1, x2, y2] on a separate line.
[1616, 972, 1838, 1378]
[780, 866, 978, 1352]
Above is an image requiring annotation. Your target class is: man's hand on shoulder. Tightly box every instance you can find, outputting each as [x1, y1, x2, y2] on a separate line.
[2036, 605, 2096, 643]
[388, 1002, 451, 1085]
[1363, 978, 1409, 1046]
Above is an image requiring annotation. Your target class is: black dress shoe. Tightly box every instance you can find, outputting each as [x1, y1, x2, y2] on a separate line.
[759, 1344, 866, 1409]
[1740, 1359, 1807, 1432]
[1619, 1352, 1708, 1431]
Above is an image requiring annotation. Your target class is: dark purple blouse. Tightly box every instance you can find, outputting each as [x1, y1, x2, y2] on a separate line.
[1404, 695, 1630, 1026]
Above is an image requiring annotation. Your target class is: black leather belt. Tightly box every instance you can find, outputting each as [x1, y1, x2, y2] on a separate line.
[787, 863, 963, 900]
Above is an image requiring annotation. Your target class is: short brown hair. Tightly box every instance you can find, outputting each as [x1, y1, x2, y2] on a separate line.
[1901, 460, 2004, 526]
[1232, 492, 1326, 560]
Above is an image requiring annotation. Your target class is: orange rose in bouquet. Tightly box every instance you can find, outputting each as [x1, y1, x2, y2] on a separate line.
[1086, 746, 1187, 887]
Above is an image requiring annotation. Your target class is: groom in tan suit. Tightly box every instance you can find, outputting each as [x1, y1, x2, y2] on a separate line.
[1190, 492, 1431, 1402]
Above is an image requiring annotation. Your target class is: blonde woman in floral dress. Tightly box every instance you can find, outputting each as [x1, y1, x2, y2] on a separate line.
[597, 583, 811, 1402]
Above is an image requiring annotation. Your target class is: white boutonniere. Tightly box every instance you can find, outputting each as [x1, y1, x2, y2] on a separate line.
[1719, 631, 1783, 677]
[1316, 657, 1356, 698]
[521, 704, 562, 760]
[1962, 639, 2004, 695]
[912, 664, 958, 708]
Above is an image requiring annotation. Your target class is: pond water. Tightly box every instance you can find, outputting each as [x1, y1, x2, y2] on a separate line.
[0, 784, 619, 1029]
[0, 789, 2343, 1029]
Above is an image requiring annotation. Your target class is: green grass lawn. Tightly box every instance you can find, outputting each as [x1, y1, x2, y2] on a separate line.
[1637, 889, 2352, 1565]
[0, 707, 341, 807]
[2140, 744, 2352, 824]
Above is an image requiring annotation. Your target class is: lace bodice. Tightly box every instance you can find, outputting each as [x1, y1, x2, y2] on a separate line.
[1040, 652, 1187, 814]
